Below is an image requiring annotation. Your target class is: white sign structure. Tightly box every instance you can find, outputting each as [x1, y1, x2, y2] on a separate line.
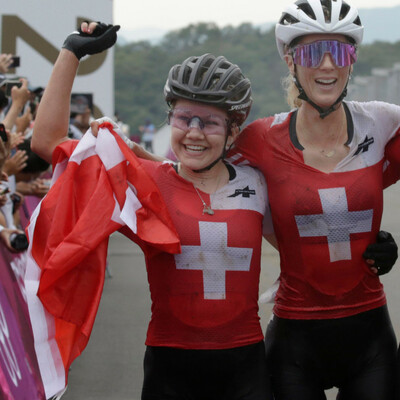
[0, 0, 115, 117]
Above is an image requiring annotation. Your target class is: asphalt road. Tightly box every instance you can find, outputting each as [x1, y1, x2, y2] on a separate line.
[62, 183, 400, 400]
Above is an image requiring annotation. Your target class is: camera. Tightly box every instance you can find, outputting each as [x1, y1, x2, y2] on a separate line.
[0, 79, 22, 97]
[10, 233, 29, 251]
[10, 193, 21, 214]
[9, 56, 20, 69]
[0, 123, 7, 142]
[0, 183, 9, 195]
[5, 81, 22, 96]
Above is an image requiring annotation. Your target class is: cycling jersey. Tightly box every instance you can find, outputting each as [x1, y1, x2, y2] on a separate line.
[139, 160, 272, 349]
[230, 101, 400, 319]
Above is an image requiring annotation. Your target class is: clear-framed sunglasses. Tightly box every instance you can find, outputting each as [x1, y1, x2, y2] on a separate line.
[167, 109, 228, 136]
[290, 40, 357, 69]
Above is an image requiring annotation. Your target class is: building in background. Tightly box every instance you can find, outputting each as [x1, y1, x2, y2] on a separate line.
[348, 63, 400, 105]
[0, 0, 115, 117]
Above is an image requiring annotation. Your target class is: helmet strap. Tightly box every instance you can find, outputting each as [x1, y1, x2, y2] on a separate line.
[293, 71, 349, 119]
[192, 123, 232, 173]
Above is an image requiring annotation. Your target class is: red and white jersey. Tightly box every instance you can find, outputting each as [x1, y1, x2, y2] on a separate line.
[230, 101, 400, 320]
[140, 161, 272, 349]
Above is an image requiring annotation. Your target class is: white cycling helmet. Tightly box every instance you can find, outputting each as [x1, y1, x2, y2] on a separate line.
[275, 0, 364, 59]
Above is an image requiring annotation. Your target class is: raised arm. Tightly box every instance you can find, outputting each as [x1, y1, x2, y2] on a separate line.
[2, 78, 30, 132]
[31, 50, 78, 163]
[31, 22, 120, 164]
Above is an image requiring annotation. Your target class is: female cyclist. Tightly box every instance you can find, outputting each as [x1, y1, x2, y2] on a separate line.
[31, 22, 273, 400]
[230, 0, 400, 399]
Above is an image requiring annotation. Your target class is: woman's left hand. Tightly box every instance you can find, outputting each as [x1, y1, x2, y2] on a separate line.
[363, 231, 398, 275]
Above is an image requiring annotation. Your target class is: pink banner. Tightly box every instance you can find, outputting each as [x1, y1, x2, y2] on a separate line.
[0, 241, 45, 399]
[20, 196, 41, 230]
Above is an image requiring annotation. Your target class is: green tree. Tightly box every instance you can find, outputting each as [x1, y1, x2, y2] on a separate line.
[115, 23, 400, 136]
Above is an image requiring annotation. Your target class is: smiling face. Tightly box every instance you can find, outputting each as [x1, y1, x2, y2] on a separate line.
[285, 34, 353, 109]
[170, 99, 237, 172]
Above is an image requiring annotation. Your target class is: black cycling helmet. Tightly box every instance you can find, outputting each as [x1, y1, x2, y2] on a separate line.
[164, 53, 252, 126]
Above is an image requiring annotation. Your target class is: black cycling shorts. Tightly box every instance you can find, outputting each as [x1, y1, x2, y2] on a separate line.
[265, 305, 397, 400]
[396, 344, 400, 400]
[141, 341, 272, 400]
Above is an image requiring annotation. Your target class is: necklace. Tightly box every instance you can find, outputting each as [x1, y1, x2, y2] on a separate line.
[193, 185, 214, 215]
[321, 148, 337, 158]
[177, 162, 226, 216]
[320, 116, 347, 158]
[320, 132, 341, 158]
[298, 109, 347, 158]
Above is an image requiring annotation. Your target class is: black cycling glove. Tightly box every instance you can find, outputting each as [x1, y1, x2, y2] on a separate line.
[62, 22, 120, 60]
[363, 230, 398, 276]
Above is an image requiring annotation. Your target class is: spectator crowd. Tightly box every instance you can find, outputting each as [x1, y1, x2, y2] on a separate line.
[0, 53, 101, 255]
[0, 54, 53, 254]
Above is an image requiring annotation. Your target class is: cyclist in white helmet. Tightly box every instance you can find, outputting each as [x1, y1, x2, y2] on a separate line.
[275, 0, 363, 119]
[227, 0, 400, 399]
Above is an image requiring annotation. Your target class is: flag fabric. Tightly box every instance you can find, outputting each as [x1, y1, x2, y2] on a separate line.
[24, 122, 180, 399]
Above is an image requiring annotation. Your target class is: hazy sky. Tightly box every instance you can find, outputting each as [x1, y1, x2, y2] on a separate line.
[113, 0, 400, 33]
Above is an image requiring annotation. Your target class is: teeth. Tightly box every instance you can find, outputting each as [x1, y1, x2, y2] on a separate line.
[185, 145, 206, 152]
[316, 79, 336, 84]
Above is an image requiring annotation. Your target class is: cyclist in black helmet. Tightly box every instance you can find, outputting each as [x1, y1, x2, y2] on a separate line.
[31, 22, 274, 400]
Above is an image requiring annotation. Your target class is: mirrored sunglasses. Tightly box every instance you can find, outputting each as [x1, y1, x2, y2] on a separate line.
[290, 40, 357, 68]
[168, 109, 228, 136]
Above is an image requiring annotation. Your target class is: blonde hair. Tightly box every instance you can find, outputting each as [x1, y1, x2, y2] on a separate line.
[282, 73, 303, 109]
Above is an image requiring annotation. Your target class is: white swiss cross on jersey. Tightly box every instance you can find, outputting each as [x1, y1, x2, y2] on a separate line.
[175, 221, 253, 299]
[295, 187, 373, 262]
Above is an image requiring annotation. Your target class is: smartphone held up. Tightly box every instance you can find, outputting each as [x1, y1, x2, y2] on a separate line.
[9, 56, 20, 69]
[0, 123, 7, 142]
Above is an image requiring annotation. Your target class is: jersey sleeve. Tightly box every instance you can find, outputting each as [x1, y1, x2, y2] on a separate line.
[383, 127, 400, 188]
[367, 101, 400, 144]
[258, 172, 274, 236]
[228, 118, 272, 169]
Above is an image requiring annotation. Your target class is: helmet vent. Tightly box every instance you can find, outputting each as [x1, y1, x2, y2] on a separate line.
[295, 0, 317, 20]
[353, 16, 362, 26]
[175, 65, 193, 86]
[193, 57, 214, 87]
[183, 68, 192, 85]
[279, 13, 300, 25]
[321, 0, 332, 23]
[209, 77, 220, 91]
[339, 2, 351, 20]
